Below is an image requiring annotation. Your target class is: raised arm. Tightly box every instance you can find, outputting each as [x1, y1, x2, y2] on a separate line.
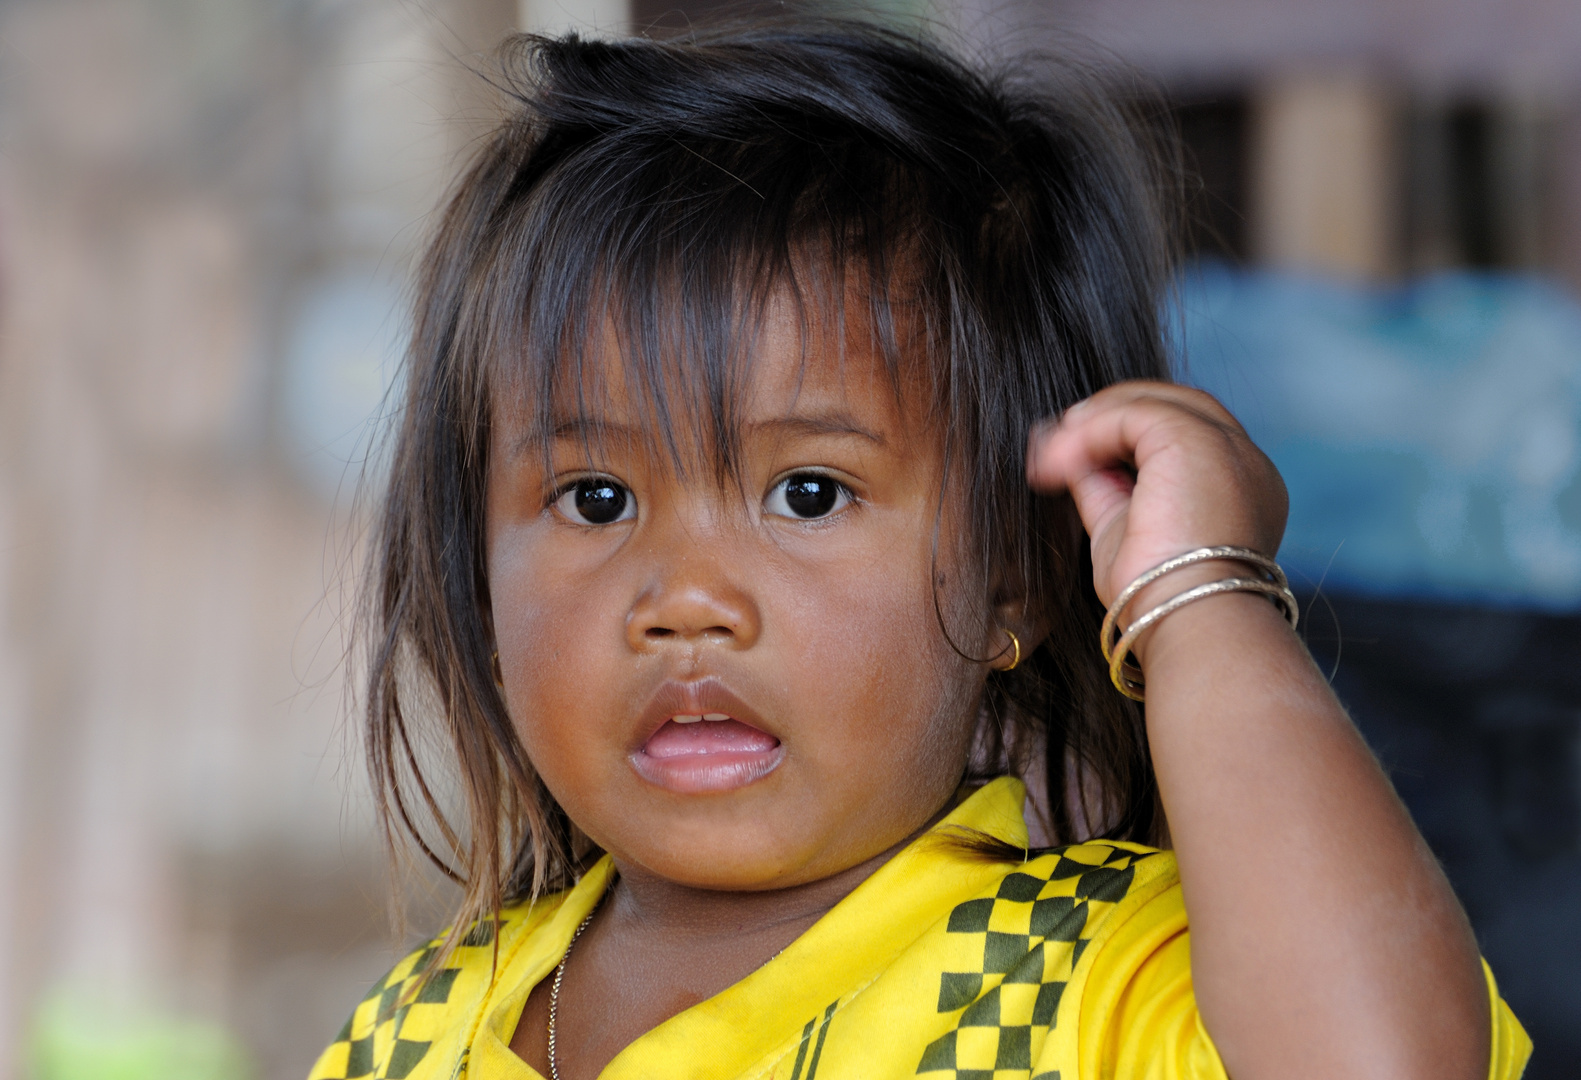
[1027, 381, 1490, 1080]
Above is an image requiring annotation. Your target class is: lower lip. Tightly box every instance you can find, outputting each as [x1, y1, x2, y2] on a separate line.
[629, 718, 784, 794]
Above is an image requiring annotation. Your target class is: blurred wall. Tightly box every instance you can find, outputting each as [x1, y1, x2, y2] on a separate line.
[1002, 0, 1581, 84]
[980, 0, 1581, 289]
[0, 1, 522, 1076]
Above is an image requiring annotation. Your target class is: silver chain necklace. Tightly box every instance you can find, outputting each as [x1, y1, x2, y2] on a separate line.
[546, 908, 598, 1080]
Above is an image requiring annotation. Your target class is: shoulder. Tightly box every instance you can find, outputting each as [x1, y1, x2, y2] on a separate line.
[923, 839, 1180, 1013]
[932, 840, 1181, 984]
[915, 841, 1187, 1077]
[911, 841, 1185, 1079]
[305, 895, 570, 1080]
[947, 839, 1179, 937]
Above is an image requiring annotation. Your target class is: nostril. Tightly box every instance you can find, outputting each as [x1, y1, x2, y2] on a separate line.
[641, 625, 735, 641]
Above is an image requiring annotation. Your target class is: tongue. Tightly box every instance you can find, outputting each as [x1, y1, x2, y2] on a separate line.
[643, 718, 779, 759]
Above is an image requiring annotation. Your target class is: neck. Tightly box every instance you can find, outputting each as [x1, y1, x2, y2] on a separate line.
[607, 842, 895, 942]
[601, 795, 962, 945]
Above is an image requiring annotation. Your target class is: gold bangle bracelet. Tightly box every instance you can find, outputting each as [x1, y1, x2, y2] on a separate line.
[1100, 545, 1290, 666]
[1107, 577, 1299, 700]
[1100, 546, 1298, 702]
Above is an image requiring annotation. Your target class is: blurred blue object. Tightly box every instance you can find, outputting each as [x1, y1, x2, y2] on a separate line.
[1176, 264, 1581, 610]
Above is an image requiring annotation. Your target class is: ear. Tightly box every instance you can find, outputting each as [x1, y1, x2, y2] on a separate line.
[986, 559, 1049, 672]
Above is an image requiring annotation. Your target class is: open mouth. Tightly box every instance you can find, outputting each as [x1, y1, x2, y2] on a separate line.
[630, 711, 785, 794]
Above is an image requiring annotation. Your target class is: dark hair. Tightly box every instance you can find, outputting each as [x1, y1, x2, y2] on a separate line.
[364, 18, 1176, 955]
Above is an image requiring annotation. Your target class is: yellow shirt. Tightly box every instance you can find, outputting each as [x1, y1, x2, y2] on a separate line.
[308, 778, 1531, 1080]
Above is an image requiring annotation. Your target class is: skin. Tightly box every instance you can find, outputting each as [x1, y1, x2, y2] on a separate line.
[488, 306, 1489, 1079]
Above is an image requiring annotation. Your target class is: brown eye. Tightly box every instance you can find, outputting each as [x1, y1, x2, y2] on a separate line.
[765, 473, 850, 520]
[554, 477, 635, 525]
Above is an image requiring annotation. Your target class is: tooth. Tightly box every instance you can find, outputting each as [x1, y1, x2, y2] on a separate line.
[703, 713, 730, 722]
[673, 714, 702, 724]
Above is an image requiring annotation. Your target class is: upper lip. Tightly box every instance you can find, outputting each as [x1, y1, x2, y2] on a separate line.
[632, 677, 776, 751]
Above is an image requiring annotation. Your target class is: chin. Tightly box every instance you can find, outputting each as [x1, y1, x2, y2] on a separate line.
[613, 820, 851, 892]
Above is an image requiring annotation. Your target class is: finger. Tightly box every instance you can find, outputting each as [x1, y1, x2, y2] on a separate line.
[1065, 466, 1135, 548]
[1030, 384, 1239, 480]
[1028, 390, 1223, 493]
[1069, 380, 1242, 427]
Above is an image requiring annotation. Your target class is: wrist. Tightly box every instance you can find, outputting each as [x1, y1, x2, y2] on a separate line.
[1119, 560, 1248, 626]
[1126, 580, 1287, 670]
[1103, 550, 1297, 693]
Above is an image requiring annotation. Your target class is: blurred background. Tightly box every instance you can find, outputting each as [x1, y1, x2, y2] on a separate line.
[0, 0, 1577, 1078]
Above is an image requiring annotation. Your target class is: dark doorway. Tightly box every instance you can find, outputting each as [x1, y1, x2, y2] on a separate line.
[1169, 93, 1253, 263]
[1303, 593, 1581, 1079]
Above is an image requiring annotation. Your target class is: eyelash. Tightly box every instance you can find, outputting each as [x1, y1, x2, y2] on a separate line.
[550, 475, 637, 526]
[763, 471, 855, 521]
[547, 471, 859, 525]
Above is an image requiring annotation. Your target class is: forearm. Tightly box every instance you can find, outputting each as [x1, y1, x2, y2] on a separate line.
[1137, 587, 1489, 1080]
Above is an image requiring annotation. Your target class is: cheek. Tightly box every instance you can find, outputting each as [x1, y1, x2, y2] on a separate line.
[487, 528, 629, 769]
[777, 530, 982, 773]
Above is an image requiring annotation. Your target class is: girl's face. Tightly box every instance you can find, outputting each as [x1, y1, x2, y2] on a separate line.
[486, 297, 1001, 891]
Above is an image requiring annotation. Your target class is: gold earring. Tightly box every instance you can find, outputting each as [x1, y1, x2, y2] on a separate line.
[1000, 629, 1021, 671]
[491, 650, 504, 688]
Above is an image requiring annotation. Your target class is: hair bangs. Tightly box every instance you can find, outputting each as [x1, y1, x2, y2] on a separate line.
[472, 87, 949, 489]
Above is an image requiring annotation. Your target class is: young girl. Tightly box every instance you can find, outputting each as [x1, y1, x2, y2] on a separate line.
[311, 21, 1529, 1080]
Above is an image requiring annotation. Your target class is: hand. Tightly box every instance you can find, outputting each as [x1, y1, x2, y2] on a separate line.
[1025, 382, 1289, 614]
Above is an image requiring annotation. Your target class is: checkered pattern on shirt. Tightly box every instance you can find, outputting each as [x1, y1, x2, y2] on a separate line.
[916, 842, 1158, 1080]
[309, 918, 502, 1080]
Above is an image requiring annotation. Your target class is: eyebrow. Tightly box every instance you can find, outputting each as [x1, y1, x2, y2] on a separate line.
[507, 418, 641, 459]
[522, 413, 886, 454]
[549, 418, 641, 441]
[748, 413, 887, 446]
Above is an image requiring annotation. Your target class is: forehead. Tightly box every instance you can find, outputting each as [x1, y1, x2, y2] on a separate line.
[498, 282, 932, 466]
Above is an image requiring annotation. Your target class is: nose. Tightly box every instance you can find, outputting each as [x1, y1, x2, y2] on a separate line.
[625, 537, 762, 653]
